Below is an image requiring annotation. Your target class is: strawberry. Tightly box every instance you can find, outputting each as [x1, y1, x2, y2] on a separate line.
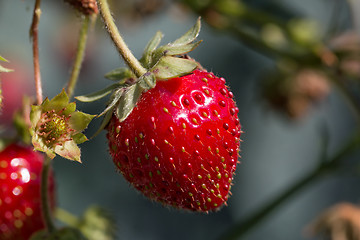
[107, 69, 241, 211]
[77, 18, 242, 211]
[0, 143, 55, 240]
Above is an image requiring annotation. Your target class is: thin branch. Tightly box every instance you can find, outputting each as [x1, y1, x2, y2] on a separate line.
[41, 156, 56, 233]
[30, 0, 43, 105]
[66, 15, 91, 98]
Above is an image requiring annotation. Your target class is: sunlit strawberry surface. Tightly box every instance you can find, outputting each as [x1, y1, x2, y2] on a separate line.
[107, 70, 241, 212]
[0, 143, 55, 240]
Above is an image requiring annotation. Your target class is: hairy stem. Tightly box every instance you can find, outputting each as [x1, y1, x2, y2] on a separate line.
[97, 0, 147, 78]
[41, 156, 55, 233]
[219, 131, 360, 240]
[30, 0, 43, 105]
[67, 15, 91, 98]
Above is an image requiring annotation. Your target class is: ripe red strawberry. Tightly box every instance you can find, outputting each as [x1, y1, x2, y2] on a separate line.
[0, 143, 55, 240]
[107, 69, 241, 212]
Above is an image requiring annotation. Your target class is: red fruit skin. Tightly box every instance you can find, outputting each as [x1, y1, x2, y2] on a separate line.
[107, 70, 241, 212]
[0, 143, 55, 240]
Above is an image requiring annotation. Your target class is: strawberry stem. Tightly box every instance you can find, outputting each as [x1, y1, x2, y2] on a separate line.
[219, 131, 360, 240]
[41, 156, 56, 233]
[29, 0, 43, 105]
[97, 0, 147, 78]
[66, 15, 91, 98]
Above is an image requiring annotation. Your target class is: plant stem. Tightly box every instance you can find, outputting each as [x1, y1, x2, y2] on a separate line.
[30, 0, 43, 105]
[97, 0, 147, 78]
[41, 156, 55, 233]
[219, 131, 360, 240]
[66, 15, 91, 98]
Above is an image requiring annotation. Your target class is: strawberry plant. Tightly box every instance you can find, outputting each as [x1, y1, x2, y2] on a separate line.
[1, 0, 360, 240]
[77, 17, 241, 212]
[2, 0, 242, 238]
[106, 69, 241, 211]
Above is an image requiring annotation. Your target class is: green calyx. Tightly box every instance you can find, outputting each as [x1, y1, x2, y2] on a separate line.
[30, 90, 95, 162]
[76, 18, 202, 134]
[139, 17, 202, 77]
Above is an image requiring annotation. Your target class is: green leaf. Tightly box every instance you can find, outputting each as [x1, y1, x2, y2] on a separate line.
[151, 56, 198, 80]
[0, 56, 9, 62]
[75, 83, 120, 102]
[141, 31, 164, 68]
[143, 31, 164, 55]
[72, 133, 88, 144]
[172, 17, 201, 46]
[104, 67, 135, 81]
[69, 111, 95, 132]
[54, 140, 82, 162]
[42, 90, 70, 113]
[98, 88, 124, 117]
[156, 40, 202, 57]
[141, 18, 202, 70]
[116, 83, 144, 122]
[63, 102, 77, 116]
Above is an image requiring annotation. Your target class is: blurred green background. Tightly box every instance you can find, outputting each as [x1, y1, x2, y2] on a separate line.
[1, 0, 360, 239]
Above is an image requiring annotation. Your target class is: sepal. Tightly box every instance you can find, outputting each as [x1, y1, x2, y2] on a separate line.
[172, 17, 201, 45]
[115, 83, 144, 122]
[141, 31, 164, 68]
[104, 67, 135, 81]
[150, 56, 198, 80]
[140, 17, 202, 79]
[75, 83, 119, 102]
